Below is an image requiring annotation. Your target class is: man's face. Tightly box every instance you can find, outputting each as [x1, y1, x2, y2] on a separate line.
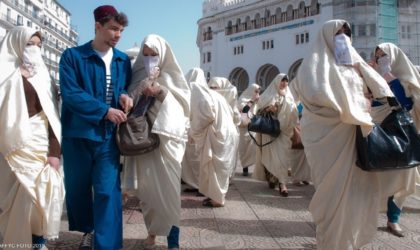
[95, 18, 124, 48]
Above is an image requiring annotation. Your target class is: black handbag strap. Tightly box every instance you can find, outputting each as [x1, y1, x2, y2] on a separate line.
[387, 96, 400, 108]
[248, 131, 276, 147]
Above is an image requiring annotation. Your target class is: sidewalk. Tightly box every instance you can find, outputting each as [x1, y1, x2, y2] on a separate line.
[47, 167, 420, 249]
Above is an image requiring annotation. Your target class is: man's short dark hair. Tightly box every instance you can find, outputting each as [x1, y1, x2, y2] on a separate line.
[94, 5, 128, 27]
[97, 13, 128, 27]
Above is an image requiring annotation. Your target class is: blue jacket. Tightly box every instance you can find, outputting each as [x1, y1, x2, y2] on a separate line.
[59, 41, 132, 142]
[389, 78, 413, 111]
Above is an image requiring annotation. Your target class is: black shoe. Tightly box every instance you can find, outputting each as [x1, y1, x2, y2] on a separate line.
[268, 181, 276, 189]
[242, 167, 249, 176]
[79, 232, 93, 250]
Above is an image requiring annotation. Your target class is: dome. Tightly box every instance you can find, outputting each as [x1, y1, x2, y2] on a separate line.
[125, 43, 140, 58]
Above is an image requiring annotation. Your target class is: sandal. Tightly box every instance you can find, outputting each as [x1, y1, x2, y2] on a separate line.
[202, 199, 223, 207]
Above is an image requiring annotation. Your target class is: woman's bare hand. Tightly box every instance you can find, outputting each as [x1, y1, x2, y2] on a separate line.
[264, 105, 278, 114]
[47, 156, 60, 171]
[143, 82, 161, 97]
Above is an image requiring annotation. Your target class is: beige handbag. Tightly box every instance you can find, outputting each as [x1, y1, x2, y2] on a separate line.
[116, 95, 159, 156]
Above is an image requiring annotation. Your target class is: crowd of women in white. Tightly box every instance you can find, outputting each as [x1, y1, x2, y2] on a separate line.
[2, 18, 420, 250]
[123, 19, 420, 250]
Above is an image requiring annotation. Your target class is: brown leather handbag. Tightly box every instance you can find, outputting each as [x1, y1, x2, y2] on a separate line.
[291, 125, 304, 149]
[116, 95, 159, 156]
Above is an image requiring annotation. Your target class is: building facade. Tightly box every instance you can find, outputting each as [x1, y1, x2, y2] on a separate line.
[197, 0, 420, 92]
[0, 0, 78, 84]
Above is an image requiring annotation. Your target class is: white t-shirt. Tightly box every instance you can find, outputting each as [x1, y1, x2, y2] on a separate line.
[95, 48, 114, 105]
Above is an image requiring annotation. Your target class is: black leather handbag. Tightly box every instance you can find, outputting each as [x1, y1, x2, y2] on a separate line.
[248, 112, 281, 147]
[248, 112, 280, 137]
[356, 98, 420, 171]
[116, 95, 160, 156]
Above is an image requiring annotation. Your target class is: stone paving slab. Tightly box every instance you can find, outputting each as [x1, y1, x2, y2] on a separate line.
[46, 167, 420, 249]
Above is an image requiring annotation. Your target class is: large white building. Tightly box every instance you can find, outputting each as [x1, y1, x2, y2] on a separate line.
[197, 0, 420, 92]
[0, 0, 78, 84]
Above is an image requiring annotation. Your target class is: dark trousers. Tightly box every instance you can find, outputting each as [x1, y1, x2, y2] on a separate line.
[62, 136, 122, 250]
[167, 226, 180, 249]
[387, 196, 401, 223]
[32, 235, 46, 250]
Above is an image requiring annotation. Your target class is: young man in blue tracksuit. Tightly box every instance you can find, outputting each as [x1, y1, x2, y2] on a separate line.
[59, 5, 133, 249]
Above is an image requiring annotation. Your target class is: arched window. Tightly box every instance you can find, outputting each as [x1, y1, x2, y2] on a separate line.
[286, 5, 293, 21]
[236, 18, 241, 32]
[229, 67, 249, 93]
[275, 7, 282, 24]
[264, 9, 270, 26]
[255, 13, 261, 28]
[288, 59, 303, 81]
[207, 26, 212, 40]
[311, 0, 319, 15]
[265, 9, 271, 18]
[299, 1, 306, 18]
[245, 16, 251, 30]
[226, 20, 233, 35]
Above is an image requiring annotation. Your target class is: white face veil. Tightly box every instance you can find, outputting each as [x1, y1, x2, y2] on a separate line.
[129, 34, 190, 118]
[376, 43, 420, 96]
[0, 27, 35, 83]
[0, 26, 60, 156]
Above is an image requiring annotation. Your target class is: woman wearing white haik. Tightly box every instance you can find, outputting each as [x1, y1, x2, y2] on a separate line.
[237, 83, 260, 176]
[369, 42, 418, 238]
[207, 77, 241, 178]
[181, 67, 208, 192]
[190, 75, 239, 208]
[290, 19, 414, 249]
[252, 73, 298, 197]
[128, 34, 190, 250]
[0, 26, 64, 250]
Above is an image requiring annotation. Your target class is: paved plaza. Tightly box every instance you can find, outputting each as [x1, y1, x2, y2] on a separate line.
[46, 166, 420, 250]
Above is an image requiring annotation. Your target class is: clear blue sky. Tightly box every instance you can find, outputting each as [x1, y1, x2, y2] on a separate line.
[58, 0, 202, 73]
